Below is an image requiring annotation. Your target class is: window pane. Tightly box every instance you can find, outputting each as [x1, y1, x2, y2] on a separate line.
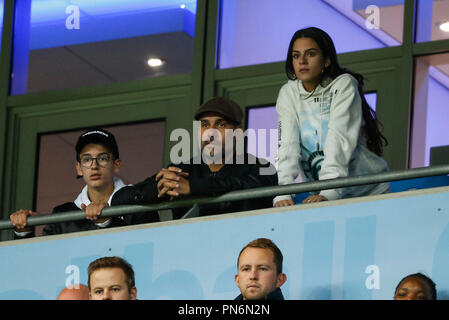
[34, 121, 165, 235]
[411, 53, 449, 167]
[218, 0, 404, 69]
[11, 0, 197, 94]
[0, 0, 3, 53]
[247, 106, 277, 167]
[365, 92, 378, 112]
[416, 0, 449, 43]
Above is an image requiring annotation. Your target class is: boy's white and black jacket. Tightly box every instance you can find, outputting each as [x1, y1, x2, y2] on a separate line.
[274, 73, 390, 204]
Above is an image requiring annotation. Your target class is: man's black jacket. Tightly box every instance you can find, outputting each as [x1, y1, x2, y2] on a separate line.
[111, 153, 278, 219]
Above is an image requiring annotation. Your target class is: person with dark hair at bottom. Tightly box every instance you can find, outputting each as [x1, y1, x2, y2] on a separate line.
[88, 256, 137, 300]
[234, 238, 287, 300]
[394, 272, 437, 300]
[112, 97, 278, 219]
[274, 27, 390, 207]
[9, 128, 158, 239]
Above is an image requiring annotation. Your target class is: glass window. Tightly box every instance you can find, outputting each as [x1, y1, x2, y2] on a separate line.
[365, 92, 377, 112]
[247, 105, 278, 167]
[11, 0, 197, 94]
[416, 0, 449, 43]
[34, 121, 165, 235]
[0, 0, 4, 53]
[218, 0, 404, 69]
[411, 53, 449, 167]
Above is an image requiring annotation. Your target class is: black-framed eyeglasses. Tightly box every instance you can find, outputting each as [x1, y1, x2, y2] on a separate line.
[79, 153, 114, 168]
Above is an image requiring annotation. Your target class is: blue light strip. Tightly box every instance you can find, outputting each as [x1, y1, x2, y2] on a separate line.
[0, 8, 3, 52]
[352, 0, 405, 11]
[0, 0, 3, 31]
[11, 0, 32, 95]
[30, 0, 197, 24]
[29, 8, 191, 50]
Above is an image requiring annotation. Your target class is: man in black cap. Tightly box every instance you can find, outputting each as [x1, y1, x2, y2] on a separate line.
[111, 97, 278, 219]
[9, 128, 135, 238]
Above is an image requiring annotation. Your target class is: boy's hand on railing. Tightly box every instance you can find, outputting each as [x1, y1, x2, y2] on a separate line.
[9, 209, 38, 231]
[81, 202, 109, 222]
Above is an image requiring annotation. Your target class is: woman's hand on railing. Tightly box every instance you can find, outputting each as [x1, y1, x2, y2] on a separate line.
[274, 199, 296, 207]
[302, 195, 328, 204]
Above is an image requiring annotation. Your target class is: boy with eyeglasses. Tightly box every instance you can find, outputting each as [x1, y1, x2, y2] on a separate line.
[9, 128, 132, 238]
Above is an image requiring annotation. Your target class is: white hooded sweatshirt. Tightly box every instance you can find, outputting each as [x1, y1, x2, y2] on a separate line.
[274, 73, 390, 204]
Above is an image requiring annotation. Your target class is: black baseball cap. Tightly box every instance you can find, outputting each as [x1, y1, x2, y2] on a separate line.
[194, 97, 243, 125]
[75, 128, 119, 160]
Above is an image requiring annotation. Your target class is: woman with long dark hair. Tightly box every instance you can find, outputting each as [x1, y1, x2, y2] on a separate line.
[274, 27, 390, 207]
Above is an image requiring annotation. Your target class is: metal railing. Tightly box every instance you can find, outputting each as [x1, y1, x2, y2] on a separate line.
[1, 164, 449, 231]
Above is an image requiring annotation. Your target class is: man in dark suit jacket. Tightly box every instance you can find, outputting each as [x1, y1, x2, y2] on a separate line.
[111, 97, 278, 219]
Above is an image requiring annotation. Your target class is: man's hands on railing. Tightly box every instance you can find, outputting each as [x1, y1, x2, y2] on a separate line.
[156, 166, 190, 199]
[9, 209, 38, 231]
